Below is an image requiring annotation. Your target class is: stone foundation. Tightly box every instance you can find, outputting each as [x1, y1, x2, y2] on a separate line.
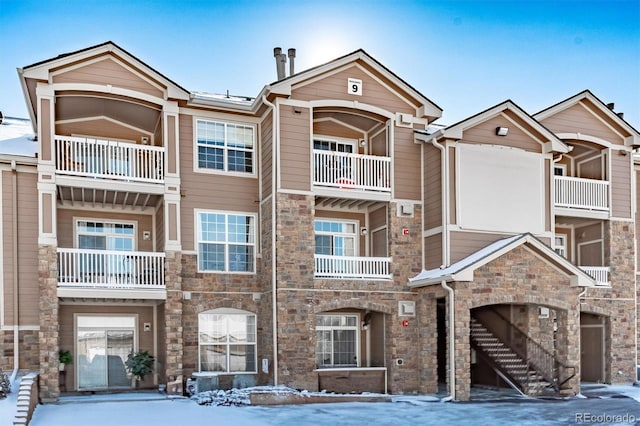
[38, 244, 59, 402]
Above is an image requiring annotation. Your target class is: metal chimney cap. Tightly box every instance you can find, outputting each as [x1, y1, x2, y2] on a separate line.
[274, 47, 282, 57]
[288, 48, 296, 58]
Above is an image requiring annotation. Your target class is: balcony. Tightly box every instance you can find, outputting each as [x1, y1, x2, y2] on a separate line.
[580, 266, 610, 286]
[56, 135, 165, 183]
[57, 248, 166, 299]
[313, 150, 391, 200]
[554, 176, 609, 216]
[314, 255, 392, 280]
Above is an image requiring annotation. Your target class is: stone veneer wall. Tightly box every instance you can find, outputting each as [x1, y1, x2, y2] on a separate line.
[273, 195, 426, 393]
[580, 220, 637, 383]
[0, 329, 38, 371]
[164, 251, 183, 394]
[38, 245, 59, 402]
[429, 245, 583, 401]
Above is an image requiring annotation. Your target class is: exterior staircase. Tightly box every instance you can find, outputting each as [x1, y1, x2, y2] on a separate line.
[470, 311, 575, 397]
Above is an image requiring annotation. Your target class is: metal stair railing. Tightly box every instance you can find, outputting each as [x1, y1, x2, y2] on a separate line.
[475, 308, 576, 391]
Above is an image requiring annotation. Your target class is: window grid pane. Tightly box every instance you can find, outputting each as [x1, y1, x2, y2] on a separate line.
[315, 314, 359, 368]
[198, 212, 255, 273]
[199, 313, 257, 373]
[197, 120, 254, 173]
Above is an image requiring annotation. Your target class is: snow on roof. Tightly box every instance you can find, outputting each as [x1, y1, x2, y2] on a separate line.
[191, 91, 255, 106]
[0, 117, 37, 157]
[409, 234, 523, 285]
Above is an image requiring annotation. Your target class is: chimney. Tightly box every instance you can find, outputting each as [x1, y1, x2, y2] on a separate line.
[288, 48, 296, 76]
[617, 112, 624, 119]
[273, 47, 286, 80]
[606, 102, 615, 110]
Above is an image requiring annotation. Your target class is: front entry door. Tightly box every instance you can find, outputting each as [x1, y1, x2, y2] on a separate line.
[76, 316, 136, 390]
[580, 325, 604, 382]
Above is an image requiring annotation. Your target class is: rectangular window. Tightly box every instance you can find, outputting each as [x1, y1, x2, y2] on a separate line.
[196, 119, 254, 174]
[199, 311, 257, 373]
[314, 220, 357, 256]
[76, 220, 135, 278]
[197, 211, 256, 273]
[316, 314, 359, 368]
[554, 234, 567, 258]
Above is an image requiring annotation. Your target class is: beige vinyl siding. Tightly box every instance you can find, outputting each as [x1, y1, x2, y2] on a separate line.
[53, 56, 164, 99]
[448, 146, 456, 225]
[369, 206, 387, 229]
[313, 120, 363, 140]
[371, 130, 387, 156]
[393, 126, 421, 200]
[449, 231, 511, 264]
[279, 105, 311, 191]
[292, 64, 416, 114]
[261, 112, 273, 196]
[56, 119, 146, 143]
[167, 115, 177, 174]
[540, 103, 624, 144]
[575, 222, 604, 266]
[425, 234, 442, 270]
[460, 116, 542, 153]
[611, 154, 632, 218]
[424, 144, 441, 230]
[544, 159, 551, 231]
[56, 209, 154, 252]
[178, 114, 259, 251]
[2, 171, 39, 326]
[578, 156, 603, 180]
[58, 304, 155, 391]
[41, 98, 52, 161]
[156, 204, 165, 252]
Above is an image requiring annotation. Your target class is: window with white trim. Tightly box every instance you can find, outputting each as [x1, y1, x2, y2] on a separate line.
[314, 220, 357, 256]
[197, 211, 256, 273]
[75, 220, 135, 277]
[554, 234, 567, 258]
[316, 314, 359, 368]
[199, 309, 257, 373]
[196, 119, 254, 174]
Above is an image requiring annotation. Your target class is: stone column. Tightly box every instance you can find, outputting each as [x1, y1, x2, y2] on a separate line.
[38, 245, 59, 402]
[452, 282, 471, 401]
[555, 308, 580, 396]
[418, 292, 438, 393]
[164, 250, 183, 394]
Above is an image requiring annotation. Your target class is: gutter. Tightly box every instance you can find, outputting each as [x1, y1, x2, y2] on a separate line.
[262, 95, 278, 386]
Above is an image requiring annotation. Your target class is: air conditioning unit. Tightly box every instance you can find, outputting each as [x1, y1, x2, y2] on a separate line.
[186, 374, 219, 395]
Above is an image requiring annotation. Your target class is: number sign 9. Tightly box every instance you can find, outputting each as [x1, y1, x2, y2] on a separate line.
[347, 78, 362, 96]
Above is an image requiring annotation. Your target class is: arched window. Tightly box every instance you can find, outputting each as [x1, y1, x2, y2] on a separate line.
[198, 308, 257, 373]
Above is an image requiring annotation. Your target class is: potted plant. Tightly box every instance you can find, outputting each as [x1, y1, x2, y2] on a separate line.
[58, 350, 73, 372]
[125, 350, 155, 387]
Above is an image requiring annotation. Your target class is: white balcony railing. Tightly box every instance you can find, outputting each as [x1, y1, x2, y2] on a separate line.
[554, 176, 609, 212]
[55, 135, 164, 183]
[58, 248, 165, 289]
[580, 266, 610, 286]
[314, 255, 392, 280]
[313, 150, 391, 192]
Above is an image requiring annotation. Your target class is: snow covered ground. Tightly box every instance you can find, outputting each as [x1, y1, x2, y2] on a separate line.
[0, 380, 636, 426]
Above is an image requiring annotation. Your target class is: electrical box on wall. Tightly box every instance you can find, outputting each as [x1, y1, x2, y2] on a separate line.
[397, 203, 414, 217]
[398, 301, 416, 317]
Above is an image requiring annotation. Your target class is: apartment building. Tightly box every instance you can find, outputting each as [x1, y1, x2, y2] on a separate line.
[0, 42, 638, 402]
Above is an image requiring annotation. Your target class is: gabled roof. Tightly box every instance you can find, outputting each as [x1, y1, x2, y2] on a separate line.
[415, 100, 569, 154]
[266, 49, 442, 121]
[19, 41, 191, 104]
[408, 233, 595, 288]
[533, 90, 640, 147]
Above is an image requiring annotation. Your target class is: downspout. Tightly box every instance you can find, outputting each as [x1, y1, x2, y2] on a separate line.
[430, 139, 455, 399]
[262, 95, 278, 386]
[11, 160, 19, 374]
[441, 280, 455, 401]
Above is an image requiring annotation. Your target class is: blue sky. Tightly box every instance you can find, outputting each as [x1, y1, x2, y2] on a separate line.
[1, 0, 638, 126]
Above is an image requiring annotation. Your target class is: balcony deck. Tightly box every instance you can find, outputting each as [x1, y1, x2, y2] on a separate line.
[57, 248, 166, 299]
[314, 255, 392, 280]
[313, 150, 391, 200]
[554, 176, 609, 217]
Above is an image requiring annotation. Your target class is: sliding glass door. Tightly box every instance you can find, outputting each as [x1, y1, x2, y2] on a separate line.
[76, 316, 135, 390]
